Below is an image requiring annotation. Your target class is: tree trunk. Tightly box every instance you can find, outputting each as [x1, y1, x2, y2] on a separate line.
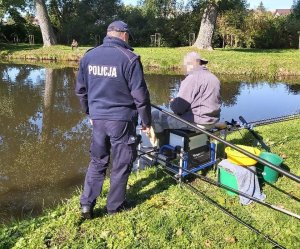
[35, 0, 57, 47]
[193, 4, 218, 50]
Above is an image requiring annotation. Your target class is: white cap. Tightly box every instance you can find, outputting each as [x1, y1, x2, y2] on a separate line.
[184, 52, 208, 65]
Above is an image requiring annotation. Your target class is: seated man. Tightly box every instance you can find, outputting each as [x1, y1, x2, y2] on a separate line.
[71, 39, 78, 50]
[150, 52, 221, 146]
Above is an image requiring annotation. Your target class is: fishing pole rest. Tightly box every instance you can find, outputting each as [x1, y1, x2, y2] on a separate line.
[135, 117, 274, 180]
[135, 118, 258, 178]
[135, 128, 219, 179]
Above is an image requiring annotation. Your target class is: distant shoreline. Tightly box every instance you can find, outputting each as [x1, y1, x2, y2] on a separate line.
[1, 43, 300, 79]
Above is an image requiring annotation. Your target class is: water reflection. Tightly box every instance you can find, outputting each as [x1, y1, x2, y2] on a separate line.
[0, 64, 90, 223]
[146, 74, 184, 105]
[220, 80, 241, 107]
[286, 84, 300, 94]
[0, 64, 300, 223]
[219, 81, 300, 122]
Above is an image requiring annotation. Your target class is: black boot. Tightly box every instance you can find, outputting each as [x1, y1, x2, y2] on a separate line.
[81, 205, 94, 220]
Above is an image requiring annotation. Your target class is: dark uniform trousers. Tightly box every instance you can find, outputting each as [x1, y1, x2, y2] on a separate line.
[80, 119, 137, 212]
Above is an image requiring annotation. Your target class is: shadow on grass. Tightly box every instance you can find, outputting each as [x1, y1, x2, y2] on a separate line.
[89, 169, 175, 220]
[127, 169, 174, 206]
[226, 129, 262, 147]
[257, 162, 300, 202]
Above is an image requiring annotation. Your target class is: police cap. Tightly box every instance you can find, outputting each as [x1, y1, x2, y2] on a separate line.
[107, 21, 130, 33]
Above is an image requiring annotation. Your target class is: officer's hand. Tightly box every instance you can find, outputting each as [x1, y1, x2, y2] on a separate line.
[141, 125, 151, 134]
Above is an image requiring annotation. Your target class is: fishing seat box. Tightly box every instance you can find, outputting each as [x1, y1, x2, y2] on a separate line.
[168, 130, 211, 169]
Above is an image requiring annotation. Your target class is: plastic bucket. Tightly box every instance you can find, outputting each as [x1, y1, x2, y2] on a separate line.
[219, 167, 238, 196]
[225, 145, 261, 166]
[259, 152, 283, 183]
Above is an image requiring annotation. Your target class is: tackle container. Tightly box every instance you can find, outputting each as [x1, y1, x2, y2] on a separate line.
[225, 145, 260, 166]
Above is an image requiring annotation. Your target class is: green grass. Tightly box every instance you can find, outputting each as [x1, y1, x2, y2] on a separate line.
[0, 43, 84, 63]
[1, 43, 300, 79]
[1, 119, 299, 248]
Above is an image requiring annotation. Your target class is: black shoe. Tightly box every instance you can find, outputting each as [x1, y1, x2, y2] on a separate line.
[81, 205, 93, 220]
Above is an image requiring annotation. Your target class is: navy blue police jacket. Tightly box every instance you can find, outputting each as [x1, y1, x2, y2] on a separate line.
[75, 36, 151, 127]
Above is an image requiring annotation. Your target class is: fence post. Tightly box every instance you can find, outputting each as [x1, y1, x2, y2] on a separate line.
[189, 33, 195, 46]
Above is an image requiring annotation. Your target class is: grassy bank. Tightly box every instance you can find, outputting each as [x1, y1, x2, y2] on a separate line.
[1, 119, 299, 248]
[1, 43, 300, 78]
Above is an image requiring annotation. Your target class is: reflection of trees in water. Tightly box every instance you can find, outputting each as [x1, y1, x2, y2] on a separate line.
[286, 84, 300, 94]
[0, 65, 90, 222]
[42, 68, 56, 141]
[219, 80, 241, 107]
[0, 64, 43, 121]
[0, 64, 43, 84]
[145, 74, 183, 105]
[220, 80, 278, 107]
[50, 68, 82, 130]
[0, 65, 42, 179]
[15, 66, 33, 83]
[42, 68, 82, 138]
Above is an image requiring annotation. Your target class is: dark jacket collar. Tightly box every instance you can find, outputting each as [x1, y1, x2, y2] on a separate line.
[103, 36, 134, 51]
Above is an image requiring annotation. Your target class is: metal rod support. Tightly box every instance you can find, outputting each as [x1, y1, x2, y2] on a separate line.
[138, 150, 300, 220]
[151, 104, 300, 183]
[160, 166, 286, 249]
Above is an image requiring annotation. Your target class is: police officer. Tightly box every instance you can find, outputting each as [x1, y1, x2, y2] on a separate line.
[75, 20, 151, 219]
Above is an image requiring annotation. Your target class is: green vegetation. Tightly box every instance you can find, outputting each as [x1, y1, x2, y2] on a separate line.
[0, 44, 84, 62]
[1, 0, 300, 49]
[136, 47, 300, 78]
[1, 43, 300, 78]
[1, 119, 299, 248]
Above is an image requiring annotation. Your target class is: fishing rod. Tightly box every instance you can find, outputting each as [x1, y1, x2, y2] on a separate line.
[232, 116, 300, 202]
[184, 182, 285, 249]
[239, 116, 270, 152]
[249, 113, 300, 127]
[220, 113, 300, 134]
[237, 114, 300, 152]
[230, 164, 300, 203]
[137, 149, 300, 220]
[151, 104, 300, 184]
[138, 153, 286, 248]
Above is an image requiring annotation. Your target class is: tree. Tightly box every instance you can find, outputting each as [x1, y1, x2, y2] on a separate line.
[35, 0, 57, 46]
[292, 0, 300, 19]
[139, 0, 181, 18]
[193, 2, 217, 49]
[193, 0, 248, 49]
[217, 9, 247, 48]
[257, 1, 266, 12]
[136, 0, 187, 46]
[0, 0, 56, 45]
[0, 0, 27, 41]
[47, 0, 121, 44]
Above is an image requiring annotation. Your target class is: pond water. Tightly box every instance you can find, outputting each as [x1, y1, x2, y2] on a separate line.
[0, 64, 300, 223]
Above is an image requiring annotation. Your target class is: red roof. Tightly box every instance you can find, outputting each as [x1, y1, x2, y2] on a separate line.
[274, 9, 292, 16]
